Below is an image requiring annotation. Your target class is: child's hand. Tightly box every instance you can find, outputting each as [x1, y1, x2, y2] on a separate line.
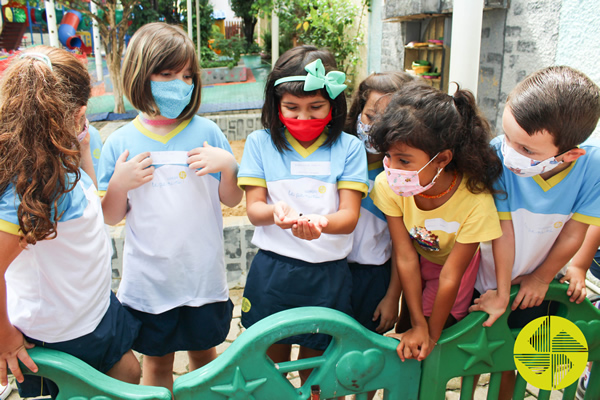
[559, 266, 587, 303]
[469, 289, 509, 327]
[386, 325, 434, 361]
[373, 294, 399, 333]
[0, 325, 37, 385]
[511, 273, 549, 310]
[273, 201, 299, 229]
[188, 142, 237, 177]
[111, 150, 154, 192]
[292, 215, 328, 241]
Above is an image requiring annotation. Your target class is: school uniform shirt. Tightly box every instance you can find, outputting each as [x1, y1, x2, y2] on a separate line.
[1, 171, 112, 343]
[348, 161, 391, 265]
[476, 136, 600, 293]
[89, 125, 103, 175]
[371, 174, 502, 266]
[98, 116, 230, 314]
[238, 129, 369, 263]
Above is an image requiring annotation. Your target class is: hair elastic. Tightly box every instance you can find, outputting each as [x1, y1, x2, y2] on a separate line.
[274, 59, 347, 99]
[19, 52, 53, 71]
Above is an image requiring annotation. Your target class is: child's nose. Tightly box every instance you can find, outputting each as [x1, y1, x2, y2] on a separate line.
[298, 111, 311, 120]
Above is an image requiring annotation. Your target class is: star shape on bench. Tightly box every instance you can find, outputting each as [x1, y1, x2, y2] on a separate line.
[211, 366, 267, 400]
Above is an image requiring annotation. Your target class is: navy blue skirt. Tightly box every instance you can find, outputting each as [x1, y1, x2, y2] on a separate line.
[241, 249, 353, 351]
[18, 291, 141, 399]
[349, 259, 392, 333]
[125, 299, 233, 357]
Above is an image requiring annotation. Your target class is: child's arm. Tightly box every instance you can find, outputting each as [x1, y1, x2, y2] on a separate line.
[292, 189, 362, 240]
[79, 131, 97, 188]
[188, 142, 243, 207]
[373, 257, 401, 333]
[469, 219, 515, 326]
[428, 242, 479, 343]
[559, 224, 600, 303]
[0, 232, 37, 386]
[101, 150, 154, 225]
[512, 218, 588, 310]
[245, 186, 299, 228]
[385, 215, 431, 361]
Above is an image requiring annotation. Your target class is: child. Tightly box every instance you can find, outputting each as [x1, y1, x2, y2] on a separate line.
[0, 46, 141, 398]
[344, 72, 414, 334]
[98, 23, 242, 392]
[369, 82, 504, 361]
[471, 66, 600, 327]
[469, 66, 600, 400]
[238, 45, 369, 382]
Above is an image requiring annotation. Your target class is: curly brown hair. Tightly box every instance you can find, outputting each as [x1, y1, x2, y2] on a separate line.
[370, 82, 502, 194]
[0, 46, 91, 245]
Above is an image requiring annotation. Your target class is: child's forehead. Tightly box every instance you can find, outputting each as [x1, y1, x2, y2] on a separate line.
[502, 106, 558, 151]
[388, 142, 427, 157]
[280, 92, 328, 103]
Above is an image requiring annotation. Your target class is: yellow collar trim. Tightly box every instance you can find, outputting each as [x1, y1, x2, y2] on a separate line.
[532, 160, 577, 192]
[133, 117, 191, 144]
[285, 129, 327, 158]
[368, 160, 383, 171]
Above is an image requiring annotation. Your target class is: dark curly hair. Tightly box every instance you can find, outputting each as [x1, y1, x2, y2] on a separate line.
[0, 46, 90, 245]
[261, 45, 347, 152]
[370, 82, 502, 194]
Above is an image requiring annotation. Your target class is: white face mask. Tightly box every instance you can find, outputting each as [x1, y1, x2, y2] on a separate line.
[356, 113, 378, 154]
[501, 137, 562, 178]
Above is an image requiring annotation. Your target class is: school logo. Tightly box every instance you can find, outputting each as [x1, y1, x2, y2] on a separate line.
[554, 221, 563, 229]
[179, 171, 187, 179]
[93, 148, 101, 159]
[514, 316, 588, 390]
[318, 185, 326, 194]
[241, 297, 251, 313]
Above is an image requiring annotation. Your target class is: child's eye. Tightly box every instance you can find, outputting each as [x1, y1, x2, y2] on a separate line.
[283, 105, 297, 111]
[399, 159, 410, 165]
[522, 147, 533, 155]
[184, 74, 193, 79]
[160, 72, 171, 77]
[364, 113, 375, 123]
[311, 105, 323, 110]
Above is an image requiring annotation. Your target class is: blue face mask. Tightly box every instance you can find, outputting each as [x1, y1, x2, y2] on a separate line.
[150, 79, 194, 119]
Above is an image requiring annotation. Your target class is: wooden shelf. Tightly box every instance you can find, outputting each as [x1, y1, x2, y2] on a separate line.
[405, 45, 444, 50]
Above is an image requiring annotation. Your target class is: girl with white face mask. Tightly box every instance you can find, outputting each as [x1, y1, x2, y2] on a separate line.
[369, 82, 504, 362]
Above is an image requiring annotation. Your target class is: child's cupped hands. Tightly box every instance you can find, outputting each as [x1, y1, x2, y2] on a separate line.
[188, 142, 237, 177]
[112, 150, 154, 192]
[0, 325, 37, 386]
[386, 325, 434, 362]
[292, 215, 328, 241]
[273, 201, 299, 229]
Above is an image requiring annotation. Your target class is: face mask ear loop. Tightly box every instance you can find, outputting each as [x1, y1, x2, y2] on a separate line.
[417, 152, 441, 173]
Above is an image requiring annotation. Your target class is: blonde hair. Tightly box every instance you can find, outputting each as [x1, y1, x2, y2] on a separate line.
[122, 22, 202, 120]
[0, 46, 91, 245]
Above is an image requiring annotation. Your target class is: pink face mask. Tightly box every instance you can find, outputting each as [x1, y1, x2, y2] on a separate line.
[383, 153, 442, 197]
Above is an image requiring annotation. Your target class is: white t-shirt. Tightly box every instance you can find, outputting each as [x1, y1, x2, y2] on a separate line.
[98, 116, 230, 314]
[238, 129, 369, 263]
[1, 171, 112, 343]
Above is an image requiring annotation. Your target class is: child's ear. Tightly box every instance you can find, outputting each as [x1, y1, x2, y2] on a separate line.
[561, 148, 586, 163]
[437, 149, 453, 168]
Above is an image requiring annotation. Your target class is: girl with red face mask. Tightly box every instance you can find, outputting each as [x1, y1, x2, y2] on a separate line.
[237, 45, 369, 383]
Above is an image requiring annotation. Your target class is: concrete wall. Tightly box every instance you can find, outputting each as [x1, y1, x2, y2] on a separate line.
[204, 113, 262, 141]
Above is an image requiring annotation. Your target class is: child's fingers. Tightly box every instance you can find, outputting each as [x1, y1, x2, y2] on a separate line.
[131, 151, 151, 163]
[396, 341, 406, 362]
[482, 313, 500, 328]
[117, 149, 130, 163]
[140, 156, 154, 169]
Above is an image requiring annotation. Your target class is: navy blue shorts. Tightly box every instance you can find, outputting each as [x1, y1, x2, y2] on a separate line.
[241, 250, 353, 351]
[18, 291, 141, 399]
[125, 299, 233, 357]
[349, 259, 392, 333]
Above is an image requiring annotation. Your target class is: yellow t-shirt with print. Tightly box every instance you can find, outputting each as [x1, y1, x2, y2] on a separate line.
[371, 173, 502, 265]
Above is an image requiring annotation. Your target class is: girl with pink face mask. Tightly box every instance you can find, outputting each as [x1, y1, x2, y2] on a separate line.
[237, 45, 369, 383]
[369, 82, 503, 361]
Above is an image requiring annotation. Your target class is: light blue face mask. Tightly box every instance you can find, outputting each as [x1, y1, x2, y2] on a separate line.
[150, 79, 195, 119]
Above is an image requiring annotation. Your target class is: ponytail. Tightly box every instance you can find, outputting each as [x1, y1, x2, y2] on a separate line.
[0, 47, 90, 245]
[450, 88, 502, 194]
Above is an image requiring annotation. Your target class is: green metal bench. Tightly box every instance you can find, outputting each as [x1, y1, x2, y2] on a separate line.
[15, 281, 599, 399]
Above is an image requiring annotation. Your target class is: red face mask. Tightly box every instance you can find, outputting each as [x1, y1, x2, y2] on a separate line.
[278, 108, 332, 142]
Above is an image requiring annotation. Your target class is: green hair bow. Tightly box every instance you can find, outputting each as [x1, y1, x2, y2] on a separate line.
[274, 59, 347, 99]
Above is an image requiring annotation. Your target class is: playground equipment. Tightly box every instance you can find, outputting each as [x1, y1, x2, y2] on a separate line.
[57, 9, 91, 53]
[0, 2, 28, 50]
[13, 282, 600, 399]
